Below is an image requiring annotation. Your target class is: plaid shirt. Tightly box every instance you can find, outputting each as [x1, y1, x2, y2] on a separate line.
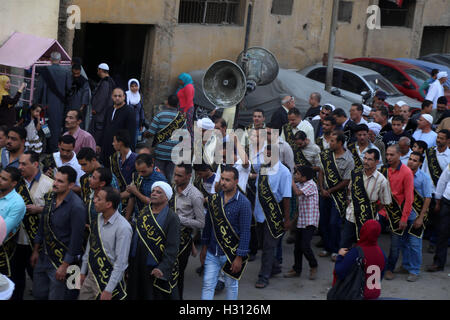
[296, 180, 320, 228]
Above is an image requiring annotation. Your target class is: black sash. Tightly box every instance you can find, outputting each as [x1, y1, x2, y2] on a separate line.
[380, 166, 405, 236]
[132, 172, 146, 213]
[408, 189, 428, 239]
[348, 142, 363, 172]
[80, 173, 91, 204]
[316, 137, 324, 152]
[169, 191, 193, 258]
[245, 165, 257, 227]
[110, 152, 128, 214]
[293, 147, 313, 167]
[42, 153, 57, 173]
[207, 193, 248, 280]
[0, 233, 17, 277]
[425, 147, 442, 187]
[257, 173, 284, 239]
[194, 176, 210, 199]
[43, 193, 69, 269]
[319, 149, 347, 218]
[350, 170, 377, 239]
[16, 179, 41, 247]
[152, 112, 186, 147]
[282, 124, 295, 147]
[88, 215, 127, 300]
[135, 205, 179, 294]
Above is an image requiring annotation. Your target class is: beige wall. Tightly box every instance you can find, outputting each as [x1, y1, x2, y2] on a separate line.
[0, 0, 59, 45]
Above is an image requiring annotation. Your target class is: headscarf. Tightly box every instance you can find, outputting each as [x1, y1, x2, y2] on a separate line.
[357, 219, 381, 247]
[151, 181, 173, 201]
[0, 75, 10, 105]
[126, 78, 141, 105]
[177, 73, 193, 93]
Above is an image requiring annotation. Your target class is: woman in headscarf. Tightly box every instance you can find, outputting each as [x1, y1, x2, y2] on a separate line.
[333, 219, 386, 300]
[0, 76, 26, 127]
[126, 78, 145, 148]
[176, 73, 195, 139]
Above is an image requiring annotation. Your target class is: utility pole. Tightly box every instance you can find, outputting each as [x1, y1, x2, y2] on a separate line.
[325, 0, 339, 92]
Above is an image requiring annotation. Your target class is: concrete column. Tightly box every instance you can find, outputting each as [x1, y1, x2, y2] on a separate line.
[409, 0, 426, 58]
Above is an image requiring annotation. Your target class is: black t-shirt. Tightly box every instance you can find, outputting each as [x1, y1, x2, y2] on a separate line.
[382, 130, 411, 148]
[304, 106, 321, 120]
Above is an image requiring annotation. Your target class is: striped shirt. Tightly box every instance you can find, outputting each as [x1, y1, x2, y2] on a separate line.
[346, 169, 391, 223]
[296, 180, 320, 228]
[147, 107, 186, 161]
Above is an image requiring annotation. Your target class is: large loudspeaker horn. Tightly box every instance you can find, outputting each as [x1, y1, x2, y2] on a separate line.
[202, 60, 246, 109]
[236, 47, 279, 86]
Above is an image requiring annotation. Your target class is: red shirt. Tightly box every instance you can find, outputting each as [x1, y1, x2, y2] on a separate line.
[177, 83, 194, 113]
[379, 163, 414, 222]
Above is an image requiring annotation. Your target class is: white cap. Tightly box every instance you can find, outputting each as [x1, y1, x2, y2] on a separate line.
[0, 274, 14, 300]
[362, 104, 371, 116]
[395, 101, 407, 107]
[196, 117, 215, 130]
[421, 114, 433, 124]
[437, 71, 448, 79]
[98, 63, 109, 71]
[367, 122, 382, 136]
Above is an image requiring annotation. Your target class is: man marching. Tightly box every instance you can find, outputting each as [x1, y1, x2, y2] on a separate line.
[200, 166, 252, 300]
[340, 149, 391, 249]
[79, 187, 132, 300]
[127, 181, 180, 300]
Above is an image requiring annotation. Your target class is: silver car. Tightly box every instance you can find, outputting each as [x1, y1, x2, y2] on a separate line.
[298, 62, 422, 109]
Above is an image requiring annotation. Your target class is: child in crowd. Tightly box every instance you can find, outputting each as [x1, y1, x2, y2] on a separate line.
[24, 104, 44, 154]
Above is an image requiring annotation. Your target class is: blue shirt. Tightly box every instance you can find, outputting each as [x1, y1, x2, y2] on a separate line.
[254, 162, 292, 223]
[1, 149, 20, 169]
[0, 189, 26, 235]
[201, 190, 252, 257]
[412, 129, 437, 149]
[410, 169, 433, 220]
[118, 151, 137, 185]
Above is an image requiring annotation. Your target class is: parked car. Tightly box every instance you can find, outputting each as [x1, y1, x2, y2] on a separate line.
[190, 68, 352, 128]
[344, 57, 430, 102]
[297, 62, 422, 110]
[419, 53, 450, 68]
[396, 58, 450, 105]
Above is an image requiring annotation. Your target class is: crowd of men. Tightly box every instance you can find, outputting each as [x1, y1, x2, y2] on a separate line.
[0, 59, 449, 300]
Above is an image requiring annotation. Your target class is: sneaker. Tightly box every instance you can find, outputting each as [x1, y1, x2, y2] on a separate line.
[385, 270, 395, 280]
[215, 280, 225, 292]
[318, 250, 330, 257]
[394, 266, 409, 274]
[309, 267, 318, 280]
[407, 274, 419, 282]
[426, 264, 444, 272]
[331, 253, 338, 262]
[283, 269, 300, 278]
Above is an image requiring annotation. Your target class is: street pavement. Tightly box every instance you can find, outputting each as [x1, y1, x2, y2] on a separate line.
[23, 233, 449, 300]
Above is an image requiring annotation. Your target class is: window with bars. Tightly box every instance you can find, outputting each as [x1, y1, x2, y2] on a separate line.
[271, 0, 294, 16]
[178, 0, 241, 24]
[379, 0, 416, 27]
[338, 1, 353, 23]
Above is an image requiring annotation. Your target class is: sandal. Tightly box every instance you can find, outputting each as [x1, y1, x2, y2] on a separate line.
[255, 279, 268, 289]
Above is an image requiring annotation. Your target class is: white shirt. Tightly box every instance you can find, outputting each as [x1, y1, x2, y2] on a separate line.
[355, 118, 368, 125]
[281, 120, 315, 142]
[412, 129, 437, 148]
[423, 147, 450, 185]
[53, 152, 85, 186]
[435, 164, 450, 201]
[214, 159, 250, 192]
[425, 79, 445, 109]
[400, 149, 412, 165]
[356, 142, 382, 168]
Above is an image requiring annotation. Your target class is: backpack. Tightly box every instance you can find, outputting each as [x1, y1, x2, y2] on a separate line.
[327, 246, 366, 300]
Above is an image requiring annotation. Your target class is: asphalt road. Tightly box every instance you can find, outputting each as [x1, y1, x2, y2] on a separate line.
[23, 233, 449, 300]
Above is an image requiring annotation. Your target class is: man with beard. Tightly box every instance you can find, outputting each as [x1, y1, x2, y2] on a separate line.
[1, 127, 26, 169]
[67, 64, 90, 129]
[30, 166, 87, 300]
[99, 88, 136, 167]
[316, 116, 336, 152]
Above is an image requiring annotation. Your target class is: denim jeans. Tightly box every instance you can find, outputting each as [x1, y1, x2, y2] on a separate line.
[201, 251, 239, 300]
[320, 196, 342, 254]
[33, 254, 72, 300]
[387, 213, 422, 275]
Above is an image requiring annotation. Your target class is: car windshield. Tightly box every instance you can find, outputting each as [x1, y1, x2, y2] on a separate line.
[404, 68, 429, 87]
[363, 74, 402, 97]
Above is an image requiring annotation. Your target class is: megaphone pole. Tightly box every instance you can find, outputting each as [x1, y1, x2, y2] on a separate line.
[233, 1, 253, 130]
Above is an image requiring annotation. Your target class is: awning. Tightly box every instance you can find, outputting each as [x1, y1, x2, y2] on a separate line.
[0, 32, 71, 69]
